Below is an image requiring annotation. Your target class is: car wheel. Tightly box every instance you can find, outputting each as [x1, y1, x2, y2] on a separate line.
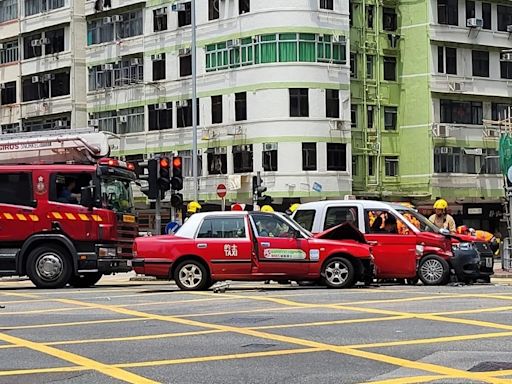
[418, 255, 450, 286]
[174, 260, 210, 291]
[26, 245, 72, 289]
[69, 273, 103, 288]
[322, 257, 355, 289]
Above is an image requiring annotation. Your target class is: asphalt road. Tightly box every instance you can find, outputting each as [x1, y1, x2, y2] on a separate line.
[0, 276, 512, 384]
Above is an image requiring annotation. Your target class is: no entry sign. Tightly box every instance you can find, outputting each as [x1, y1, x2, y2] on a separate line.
[217, 184, 227, 198]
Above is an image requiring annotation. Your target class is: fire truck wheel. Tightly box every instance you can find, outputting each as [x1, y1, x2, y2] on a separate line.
[321, 257, 355, 288]
[69, 273, 103, 288]
[418, 255, 450, 286]
[26, 245, 73, 289]
[174, 260, 210, 291]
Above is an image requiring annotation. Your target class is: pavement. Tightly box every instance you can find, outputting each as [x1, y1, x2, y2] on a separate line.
[0, 277, 512, 383]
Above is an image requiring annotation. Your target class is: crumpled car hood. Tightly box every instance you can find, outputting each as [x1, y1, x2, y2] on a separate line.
[313, 222, 367, 244]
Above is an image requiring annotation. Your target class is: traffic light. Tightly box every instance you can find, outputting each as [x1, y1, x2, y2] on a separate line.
[252, 173, 272, 205]
[158, 156, 171, 193]
[139, 158, 158, 200]
[171, 156, 183, 191]
[170, 193, 183, 208]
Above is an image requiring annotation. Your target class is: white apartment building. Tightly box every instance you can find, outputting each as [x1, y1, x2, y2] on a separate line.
[84, 0, 351, 206]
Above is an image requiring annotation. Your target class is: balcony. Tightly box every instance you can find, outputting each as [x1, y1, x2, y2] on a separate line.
[21, 7, 71, 34]
[432, 173, 502, 193]
[0, 104, 21, 123]
[431, 123, 499, 143]
[20, 52, 72, 75]
[87, 35, 144, 64]
[85, 0, 144, 16]
[429, 23, 512, 49]
[21, 95, 72, 119]
[430, 74, 512, 98]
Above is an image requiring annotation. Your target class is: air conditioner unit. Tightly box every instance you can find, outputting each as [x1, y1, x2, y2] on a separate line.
[130, 58, 141, 65]
[0, 83, 5, 89]
[263, 143, 277, 151]
[449, 82, 462, 91]
[151, 54, 163, 61]
[213, 147, 226, 154]
[329, 120, 345, 130]
[112, 15, 123, 22]
[155, 7, 167, 16]
[171, 3, 186, 12]
[31, 39, 41, 47]
[440, 146, 452, 154]
[40, 37, 51, 45]
[88, 119, 99, 127]
[177, 100, 189, 108]
[178, 48, 191, 56]
[464, 148, 483, 155]
[54, 120, 66, 127]
[31, 76, 40, 83]
[118, 115, 128, 123]
[42, 73, 55, 82]
[332, 35, 346, 43]
[155, 103, 167, 110]
[467, 18, 483, 28]
[253, 36, 261, 43]
[388, 34, 400, 48]
[507, 25, 512, 33]
[226, 39, 240, 48]
[502, 53, 512, 62]
[101, 63, 114, 70]
[437, 124, 450, 137]
[103, 16, 113, 24]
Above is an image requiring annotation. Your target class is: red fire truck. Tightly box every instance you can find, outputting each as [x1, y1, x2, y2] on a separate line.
[0, 129, 137, 288]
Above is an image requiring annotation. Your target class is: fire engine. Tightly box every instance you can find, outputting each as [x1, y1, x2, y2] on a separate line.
[0, 129, 137, 288]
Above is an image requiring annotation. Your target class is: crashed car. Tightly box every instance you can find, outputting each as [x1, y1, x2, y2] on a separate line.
[133, 211, 374, 290]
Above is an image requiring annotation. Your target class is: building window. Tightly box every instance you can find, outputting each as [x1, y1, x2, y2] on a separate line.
[148, 103, 172, 131]
[235, 92, 247, 121]
[178, 2, 192, 27]
[320, 0, 333, 10]
[0, 81, 16, 105]
[207, 148, 227, 175]
[385, 156, 399, 176]
[438, 0, 458, 25]
[302, 143, 317, 171]
[384, 107, 397, 131]
[0, 41, 18, 64]
[350, 53, 357, 78]
[0, 0, 18, 22]
[349, 1, 353, 26]
[25, 0, 64, 16]
[327, 143, 347, 171]
[472, 50, 489, 77]
[440, 100, 482, 125]
[117, 107, 144, 134]
[262, 143, 278, 171]
[209, 0, 219, 20]
[1, 123, 20, 134]
[211, 95, 223, 124]
[383, 7, 397, 31]
[23, 114, 70, 132]
[351, 104, 357, 128]
[326, 89, 339, 118]
[45, 28, 65, 55]
[437, 47, 444, 73]
[466, 0, 475, 20]
[501, 60, 512, 79]
[352, 156, 358, 176]
[366, 55, 374, 79]
[367, 5, 374, 28]
[368, 156, 375, 176]
[179, 150, 203, 177]
[367, 105, 374, 129]
[0, 173, 33, 206]
[87, 9, 143, 45]
[180, 53, 192, 77]
[491, 103, 511, 120]
[383, 56, 396, 81]
[434, 147, 498, 174]
[438, 46, 456, 74]
[497, 5, 512, 31]
[24, 33, 42, 59]
[289, 88, 309, 117]
[239, 0, 250, 14]
[233, 144, 253, 173]
[317, 34, 346, 64]
[153, 8, 168, 32]
[177, 99, 200, 128]
[88, 57, 143, 91]
[482, 3, 491, 29]
[152, 53, 165, 81]
[22, 71, 70, 101]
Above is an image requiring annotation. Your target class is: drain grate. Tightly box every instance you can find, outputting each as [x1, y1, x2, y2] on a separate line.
[468, 362, 512, 372]
[242, 343, 277, 349]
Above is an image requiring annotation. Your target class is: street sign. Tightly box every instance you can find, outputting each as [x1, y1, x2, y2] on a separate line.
[217, 183, 227, 198]
[165, 221, 181, 235]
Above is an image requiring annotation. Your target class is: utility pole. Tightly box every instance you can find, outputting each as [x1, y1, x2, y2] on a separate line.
[191, 0, 198, 202]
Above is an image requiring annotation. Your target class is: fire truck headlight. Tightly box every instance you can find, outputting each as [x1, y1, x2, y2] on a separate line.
[98, 247, 117, 258]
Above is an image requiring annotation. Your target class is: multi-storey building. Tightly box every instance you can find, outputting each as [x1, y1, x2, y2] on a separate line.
[350, 0, 511, 231]
[84, 0, 352, 207]
[0, 0, 87, 133]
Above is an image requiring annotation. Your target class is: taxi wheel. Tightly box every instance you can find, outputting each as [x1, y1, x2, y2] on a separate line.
[322, 257, 355, 288]
[418, 255, 450, 285]
[174, 260, 210, 291]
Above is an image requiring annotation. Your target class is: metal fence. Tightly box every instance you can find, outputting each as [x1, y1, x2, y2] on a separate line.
[502, 238, 512, 271]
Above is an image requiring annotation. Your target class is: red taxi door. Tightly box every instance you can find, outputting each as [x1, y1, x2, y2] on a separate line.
[194, 215, 253, 277]
[364, 210, 417, 278]
[250, 213, 309, 277]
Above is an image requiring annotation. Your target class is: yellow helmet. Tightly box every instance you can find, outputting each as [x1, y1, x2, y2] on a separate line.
[187, 201, 202, 213]
[260, 205, 274, 213]
[289, 203, 300, 213]
[433, 199, 448, 210]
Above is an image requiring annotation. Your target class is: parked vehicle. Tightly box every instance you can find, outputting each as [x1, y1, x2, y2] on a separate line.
[133, 211, 374, 290]
[292, 200, 481, 285]
[0, 129, 138, 288]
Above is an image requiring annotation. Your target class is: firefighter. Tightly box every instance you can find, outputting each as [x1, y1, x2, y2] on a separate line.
[285, 203, 300, 216]
[185, 201, 202, 222]
[260, 205, 274, 213]
[429, 199, 456, 232]
[473, 229, 500, 253]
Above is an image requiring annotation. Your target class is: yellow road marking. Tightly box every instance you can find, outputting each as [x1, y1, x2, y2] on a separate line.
[0, 306, 89, 315]
[0, 291, 40, 299]
[56, 298, 509, 384]
[0, 332, 158, 384]
[432, 305, 512, 316]
[253, 315, 411, 330]
[0, 366, 86, 377]
[0, 317, 146, 331]
[361, 376, 445, 384]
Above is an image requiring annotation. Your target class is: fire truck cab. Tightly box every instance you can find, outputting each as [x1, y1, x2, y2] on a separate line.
[0, 129, 138, 288]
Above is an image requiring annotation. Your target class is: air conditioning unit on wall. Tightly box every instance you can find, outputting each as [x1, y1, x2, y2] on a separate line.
[467, 18, 483, 28]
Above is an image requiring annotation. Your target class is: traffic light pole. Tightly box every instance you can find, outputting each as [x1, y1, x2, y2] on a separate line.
[191, 0, 199, 202]
[155, 194, 161, 235]
[253, 171, 260, 211]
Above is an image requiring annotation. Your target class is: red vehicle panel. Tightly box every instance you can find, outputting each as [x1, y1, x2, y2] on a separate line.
[133, 212, 374, 290]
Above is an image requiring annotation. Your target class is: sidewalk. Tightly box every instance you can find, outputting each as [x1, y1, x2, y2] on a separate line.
[492, 261, 512, 278]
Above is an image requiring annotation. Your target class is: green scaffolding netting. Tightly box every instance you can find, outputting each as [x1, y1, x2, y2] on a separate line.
[500, 133, 512, 175]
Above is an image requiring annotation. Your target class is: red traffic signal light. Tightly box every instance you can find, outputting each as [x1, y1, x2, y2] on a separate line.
[171, 156, 183, 191]
[160, 157, 170, 169]
[172, 157, 182, 168]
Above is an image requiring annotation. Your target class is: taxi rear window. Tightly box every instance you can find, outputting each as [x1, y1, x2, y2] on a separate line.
[324, 206, 358, 230]
[197, 217, 246, 239]
[293, 210, 316, 231]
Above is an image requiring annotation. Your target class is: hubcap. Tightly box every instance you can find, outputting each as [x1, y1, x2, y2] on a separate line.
[178, 264, 203, 288]
[420, 259, 444, 283]
[325, 261, 349, 286]
[35, 253, 63, 281]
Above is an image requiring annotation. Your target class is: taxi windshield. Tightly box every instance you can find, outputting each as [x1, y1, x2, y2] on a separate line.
[100, 177, 134, 214]
[277, 213, 313, 238]
[395, 207, 439, 233]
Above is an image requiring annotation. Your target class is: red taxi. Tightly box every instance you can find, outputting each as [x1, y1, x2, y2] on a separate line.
[133, 212, 374, 290]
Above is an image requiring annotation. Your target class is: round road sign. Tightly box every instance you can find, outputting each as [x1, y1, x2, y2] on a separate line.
[217, 183, 227, 198]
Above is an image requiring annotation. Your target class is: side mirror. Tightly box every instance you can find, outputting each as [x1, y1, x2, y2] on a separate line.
[81, 186, 95, 210]
[439, 228, 450, 236]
